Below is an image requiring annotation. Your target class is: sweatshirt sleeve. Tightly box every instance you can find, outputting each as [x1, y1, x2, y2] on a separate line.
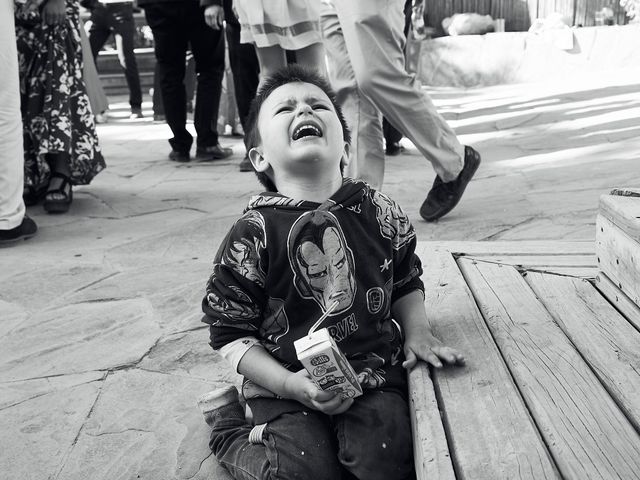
[202, 211, 268, 350]
[373, 191, 424, 302]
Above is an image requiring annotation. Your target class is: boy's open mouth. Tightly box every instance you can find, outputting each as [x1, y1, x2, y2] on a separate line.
[292, 122, 323, 141]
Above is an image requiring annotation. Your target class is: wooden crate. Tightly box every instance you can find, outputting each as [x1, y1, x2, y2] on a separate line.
[596, 188, 640, 309]
[410, 241, 640, 479]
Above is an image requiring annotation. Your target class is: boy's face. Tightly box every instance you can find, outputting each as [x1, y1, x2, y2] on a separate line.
[250, 82, 347, 179]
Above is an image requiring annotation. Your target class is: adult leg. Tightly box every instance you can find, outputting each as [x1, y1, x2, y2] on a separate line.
[0, 2, 33, 240]
[88, 4, 112, 62]
[319, 7, 384, 189]
[225, 18, 259, 170]
[332, 0, 464, 183]
[110, 3, 143, 111]
[255, 45, 287, 83]
[144, 2, 192, 154]
[186, 2, 225, 151]
[225, 20, 259, 133]
[294, 42, 327, 77]
[334, 389, 414, 480]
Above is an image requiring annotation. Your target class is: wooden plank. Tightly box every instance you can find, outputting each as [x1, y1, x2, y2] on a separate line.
[464, 254, 596, 267]
[523, 266, 597, 278]
[595, 273, 640, 332]
[459, 258, 640, 479]
[599, 195, 640, 240]
[419, 240, 594, 256]
[409, 365, 456, 480]
[414, 246, 559, 479]
[526, 272, 640, 432]
[596, 214, 640, 308]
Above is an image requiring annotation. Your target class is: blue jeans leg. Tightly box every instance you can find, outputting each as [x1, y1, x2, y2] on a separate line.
[212, 408, 343, 480]
[334, 389, 415, 480]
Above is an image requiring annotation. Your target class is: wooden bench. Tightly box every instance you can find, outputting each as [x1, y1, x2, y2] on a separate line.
[410, 192, 640, 479]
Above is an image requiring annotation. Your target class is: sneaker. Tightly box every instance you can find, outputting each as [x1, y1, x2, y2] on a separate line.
[0, 216, 37, 245]
[130, 108, 144, 120]
[239, 155, 253, 172]
[195, 144, 233, 161]
[197, 386, 243, 427]
[419, 146, 481, 222]
[169, 150, 190, 163]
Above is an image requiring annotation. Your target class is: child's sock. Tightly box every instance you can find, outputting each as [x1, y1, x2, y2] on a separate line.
[197, 385, 245, 427]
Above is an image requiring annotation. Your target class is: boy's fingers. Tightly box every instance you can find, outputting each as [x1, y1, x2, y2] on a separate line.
[402, 350, 417, 370]
[425, 352, 443, 368]
[329, 398, 353, 415]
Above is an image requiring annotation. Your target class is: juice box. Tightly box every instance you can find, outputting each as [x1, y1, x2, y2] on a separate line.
[294, 328, 362, 400]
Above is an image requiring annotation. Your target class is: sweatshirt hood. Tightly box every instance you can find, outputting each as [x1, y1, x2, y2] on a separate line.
[245, 177, 369, 213]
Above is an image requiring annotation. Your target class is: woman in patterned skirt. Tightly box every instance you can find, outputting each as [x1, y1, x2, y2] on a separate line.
[15, 0, 106, 213]
[234, 0, 326, 81]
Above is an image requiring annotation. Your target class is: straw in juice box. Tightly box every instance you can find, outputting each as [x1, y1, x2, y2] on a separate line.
[294, 301, 362, 399]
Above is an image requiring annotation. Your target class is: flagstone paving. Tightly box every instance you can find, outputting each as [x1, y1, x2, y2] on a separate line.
[1, 68, 639, 479]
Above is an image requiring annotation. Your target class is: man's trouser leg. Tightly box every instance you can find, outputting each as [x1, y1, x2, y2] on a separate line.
[332, 0, 464, 182]
[187, 2, 225, 149]
[111, 3, 143, 110]
[144, 2, 191, 152]
[0, 2, 26, 230]
[320, 5, 384, 190]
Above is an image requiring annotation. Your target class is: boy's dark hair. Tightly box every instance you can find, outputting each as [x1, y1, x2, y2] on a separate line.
[245, 65, 351, 192]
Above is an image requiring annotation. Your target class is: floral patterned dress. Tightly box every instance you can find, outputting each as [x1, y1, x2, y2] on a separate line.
[15, 0, 105, 191]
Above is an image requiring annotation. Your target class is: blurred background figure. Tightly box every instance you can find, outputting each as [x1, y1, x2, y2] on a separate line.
[1, 0, 37, 244]
[15, 0, 106, 214]
[139, 0, 232, 163]
[79, 18, 110, 123]
[203, 0, 260, 172]
[84, 0, 144, 119]
[233, 0, 326, 81]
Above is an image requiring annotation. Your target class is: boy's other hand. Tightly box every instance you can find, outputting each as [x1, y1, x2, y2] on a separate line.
[284, 370, 354, 415]
[402, 331, 465, 370]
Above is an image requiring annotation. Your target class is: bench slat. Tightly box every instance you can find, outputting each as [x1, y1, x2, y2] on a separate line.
[526, 272, 640, 432]
[460, 259, 640, 479]
[414, 247, 558, 479]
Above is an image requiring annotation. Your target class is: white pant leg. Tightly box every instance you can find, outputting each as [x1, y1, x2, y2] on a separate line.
[0, 1, 26, 230]
[319, 4, 385, 190]
[332, 0, 464, 182]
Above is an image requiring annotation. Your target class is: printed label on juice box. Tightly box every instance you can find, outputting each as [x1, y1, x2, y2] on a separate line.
[294, 328, 363, 399]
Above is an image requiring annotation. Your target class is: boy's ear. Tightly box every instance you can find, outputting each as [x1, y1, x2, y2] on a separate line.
[249, 147, 269, 172]
[340, 142, 351, 169]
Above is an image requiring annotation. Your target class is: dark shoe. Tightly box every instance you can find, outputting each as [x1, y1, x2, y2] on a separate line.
[169, 150, 190, 163]
[153, 113, 165, 123]
[385, 142, 405, 156]
[195, 144, 233, 161]
[239, 155, 253, 172]
[0, 216, 37, 245]
[420, 146, 481, 222]
[43, 173, 73, 214]
[130, 108, 144, 120]
[23, 185, 47, 206]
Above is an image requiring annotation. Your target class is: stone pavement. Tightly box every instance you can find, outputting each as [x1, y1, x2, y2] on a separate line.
[1, 69, 640, 479]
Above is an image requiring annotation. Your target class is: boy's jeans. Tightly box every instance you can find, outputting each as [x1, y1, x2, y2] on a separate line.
[212, 390, 414, 480]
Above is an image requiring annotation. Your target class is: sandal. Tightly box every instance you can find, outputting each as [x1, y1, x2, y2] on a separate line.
[43, 172, 73, 214]
[23, 185, 47, 206]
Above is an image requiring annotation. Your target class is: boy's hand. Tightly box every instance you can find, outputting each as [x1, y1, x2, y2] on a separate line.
[403, 330, 465, 370]
[283, 370, 353, 415]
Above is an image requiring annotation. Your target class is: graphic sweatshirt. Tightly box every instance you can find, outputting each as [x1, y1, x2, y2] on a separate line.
[202, 178, 424, 403]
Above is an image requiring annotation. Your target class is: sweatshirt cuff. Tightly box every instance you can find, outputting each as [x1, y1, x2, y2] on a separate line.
[218, 336, 263, 372]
